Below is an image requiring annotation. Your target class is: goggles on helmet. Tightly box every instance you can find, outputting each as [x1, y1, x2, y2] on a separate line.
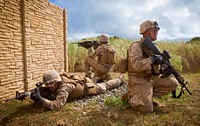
[153, 21, 160, 30]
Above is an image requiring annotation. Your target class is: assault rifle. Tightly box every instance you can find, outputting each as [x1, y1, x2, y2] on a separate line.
[72, 40, 100, 50]
[3, 82, 43, 102]
[142, 36, 192, 98]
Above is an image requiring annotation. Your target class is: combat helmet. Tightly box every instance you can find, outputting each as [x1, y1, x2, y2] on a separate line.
[140, 20, 160, 34]
[43, 70, 62, 84]
[99, 34, 109, 43]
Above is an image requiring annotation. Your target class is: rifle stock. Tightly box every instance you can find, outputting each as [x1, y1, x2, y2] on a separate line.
[142, 36, 192, 98]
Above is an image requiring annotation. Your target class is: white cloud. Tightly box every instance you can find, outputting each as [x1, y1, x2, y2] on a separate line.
[145, 0, 170, 12]
[68, 32, 99, 41]
[50, 0, 200, 41]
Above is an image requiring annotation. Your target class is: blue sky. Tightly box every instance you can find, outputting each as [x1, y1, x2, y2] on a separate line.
[49, 0, 200, 41]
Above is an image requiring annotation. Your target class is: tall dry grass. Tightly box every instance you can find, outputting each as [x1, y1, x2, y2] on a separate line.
[176, 42, 200, 73]
[68, 43, 87, 72]
[68, 37, 200, 73]
[157, 40, 200, 73]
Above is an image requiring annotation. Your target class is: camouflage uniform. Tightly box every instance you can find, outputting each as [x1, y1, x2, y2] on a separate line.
[84, 34, 115, 83]
[123, 20, 178, 113]
[33, 71, 124, 110]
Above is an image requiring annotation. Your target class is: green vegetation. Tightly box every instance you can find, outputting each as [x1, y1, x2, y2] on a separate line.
[68, 37, 200, 73]
[1, 37, 200, 126]
[187, 36, 200, 44]
[68, 43, 88, 72]
[104, 95, 124, 108]
[1, 73, 200, 126]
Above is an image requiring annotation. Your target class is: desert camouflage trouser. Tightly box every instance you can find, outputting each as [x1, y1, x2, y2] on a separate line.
[84, 56, 112, 82]
[84, 75, 124, 96]
[40, 75, 124, 110]
[124, 74, 178, 113]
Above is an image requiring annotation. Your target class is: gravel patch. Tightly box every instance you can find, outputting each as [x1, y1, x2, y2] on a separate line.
[74, 82, 128, 108]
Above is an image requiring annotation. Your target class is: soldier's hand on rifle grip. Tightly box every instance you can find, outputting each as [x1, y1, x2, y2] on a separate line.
[150, 55, 163, 64]
[30, 88, 45, 104]
[161, 67, 173, 78]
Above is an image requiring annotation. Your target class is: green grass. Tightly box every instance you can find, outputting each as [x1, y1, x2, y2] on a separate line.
[1, 73, 200, 126]
[104, 96, 124, 108]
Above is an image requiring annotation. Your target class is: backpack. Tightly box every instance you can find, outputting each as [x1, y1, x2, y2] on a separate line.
[104, 45, 116, 65]
[118, 47, 130, 73]
[118, 58, 128, 73]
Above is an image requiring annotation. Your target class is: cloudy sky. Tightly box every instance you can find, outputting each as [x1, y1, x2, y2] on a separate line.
[49, 0, 200, 41]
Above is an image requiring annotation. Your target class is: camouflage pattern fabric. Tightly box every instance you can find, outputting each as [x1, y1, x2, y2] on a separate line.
[124, 38, 178, 113]
[84, 43, 115, 83]
[42, 81, 75, 110]
[40, 73, 124, 110]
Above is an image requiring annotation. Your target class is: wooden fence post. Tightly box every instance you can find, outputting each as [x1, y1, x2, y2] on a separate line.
[63, 9, 67, 72]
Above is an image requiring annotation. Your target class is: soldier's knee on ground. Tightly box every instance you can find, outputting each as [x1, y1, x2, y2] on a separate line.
[139, 106, 154, 113]
[130, 101, 153, 113]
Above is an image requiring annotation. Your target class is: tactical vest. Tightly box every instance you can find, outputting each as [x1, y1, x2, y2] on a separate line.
[60, 72, 85, 99]
[68, 82, 84, 100]
[142, 44, 160, 74]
